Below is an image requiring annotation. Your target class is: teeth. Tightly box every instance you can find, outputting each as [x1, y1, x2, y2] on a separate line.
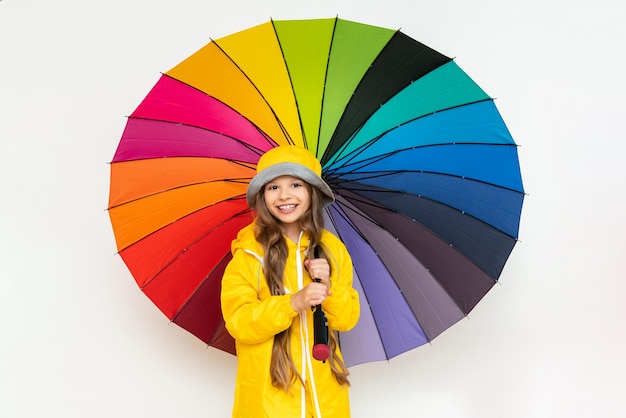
[278, 204, 296, 210]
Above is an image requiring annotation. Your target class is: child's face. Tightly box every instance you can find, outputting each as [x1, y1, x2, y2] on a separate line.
[263, 175, 311, 230]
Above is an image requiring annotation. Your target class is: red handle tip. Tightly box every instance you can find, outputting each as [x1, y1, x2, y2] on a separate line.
[312, 344, 330, 361]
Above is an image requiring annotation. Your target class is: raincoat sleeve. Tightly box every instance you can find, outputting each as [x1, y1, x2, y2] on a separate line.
[320, 237, 360, 332]
[221, 249, 298, 345]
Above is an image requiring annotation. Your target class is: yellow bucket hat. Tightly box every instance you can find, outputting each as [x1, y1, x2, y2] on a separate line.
[246, 146, 334, 208]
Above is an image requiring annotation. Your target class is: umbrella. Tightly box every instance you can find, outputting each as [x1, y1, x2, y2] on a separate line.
[108, 17, 524, 367]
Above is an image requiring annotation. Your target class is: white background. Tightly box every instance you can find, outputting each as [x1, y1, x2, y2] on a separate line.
[1, 0, 625, 417]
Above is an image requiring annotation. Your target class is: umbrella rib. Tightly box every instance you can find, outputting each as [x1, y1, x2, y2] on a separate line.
[270, 19, 309, 150]
[140, 208, 252, 290]
[170, 252, 232, 325]
[333, 198, 476, 342]
[313, 16, 340, 158]
[331, 198, 388, 240]
[320, 27, 402, 165]
[154, 74, 279, 150]
[326, 161, 525, 194]
[329, 202, 436, 359]
[324, 98, 495, 171]
[107, 177, 251, 211]
[336, 181, 521, 240]
[114, 196, 250, 255]
[211, 37, 295, 145]
[120, 114, 274, 160]
[324, 205, 395, 360]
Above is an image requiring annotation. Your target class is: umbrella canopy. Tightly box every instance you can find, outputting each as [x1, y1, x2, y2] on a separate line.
[108, 17, 524, 367]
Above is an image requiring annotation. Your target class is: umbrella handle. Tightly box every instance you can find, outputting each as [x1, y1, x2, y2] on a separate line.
[312, 246, 330, 362]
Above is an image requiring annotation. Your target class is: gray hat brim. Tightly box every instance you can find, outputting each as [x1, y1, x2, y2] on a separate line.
[246, 162, 334, 208]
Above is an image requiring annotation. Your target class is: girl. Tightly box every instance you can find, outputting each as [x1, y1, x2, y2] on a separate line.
[221, 145, 360, 418]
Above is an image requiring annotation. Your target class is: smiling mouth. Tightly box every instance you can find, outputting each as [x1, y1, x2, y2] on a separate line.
[277, 204, 297, 211]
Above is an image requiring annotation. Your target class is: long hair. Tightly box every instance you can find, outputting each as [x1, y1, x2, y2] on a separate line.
[254, 184, 350, 390]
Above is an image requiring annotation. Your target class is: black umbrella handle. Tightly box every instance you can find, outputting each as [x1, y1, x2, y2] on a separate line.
[312, 246, 330, 362]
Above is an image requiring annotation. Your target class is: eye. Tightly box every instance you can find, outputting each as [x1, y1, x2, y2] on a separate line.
[266, 184, 278, 191]
[292, 182, 303, 188]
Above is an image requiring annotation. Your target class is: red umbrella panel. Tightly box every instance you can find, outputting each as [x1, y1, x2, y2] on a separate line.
[108, 18, 524, 366]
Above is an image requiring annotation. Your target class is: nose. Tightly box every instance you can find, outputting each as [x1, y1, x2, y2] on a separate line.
[279, 187, 292, 200]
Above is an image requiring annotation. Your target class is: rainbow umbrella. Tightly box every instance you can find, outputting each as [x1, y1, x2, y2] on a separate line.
[108, 17, 524, 367]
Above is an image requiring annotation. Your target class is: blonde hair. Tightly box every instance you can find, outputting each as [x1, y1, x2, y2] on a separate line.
[254, 184, 350, 390]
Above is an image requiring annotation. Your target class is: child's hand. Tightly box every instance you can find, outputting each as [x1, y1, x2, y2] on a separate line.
[290, 281, 329, 312]
[304, 258, 331, 288]
[290, 258, 332, 312]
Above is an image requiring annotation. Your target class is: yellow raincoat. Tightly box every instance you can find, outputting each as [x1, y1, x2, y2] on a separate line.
[221, 222, 360, 418]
